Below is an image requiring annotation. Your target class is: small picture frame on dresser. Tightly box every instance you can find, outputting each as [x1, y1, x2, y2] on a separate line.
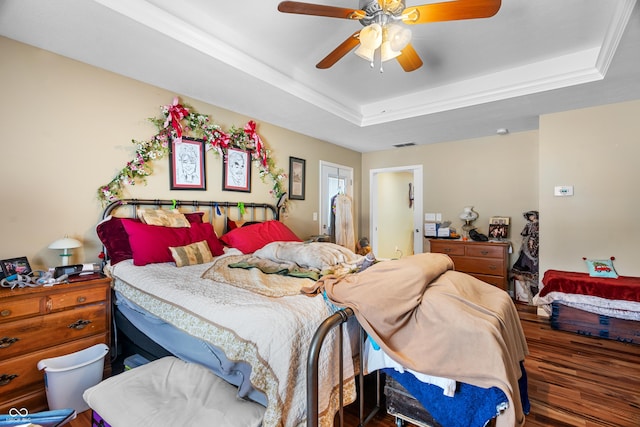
[1, 256, 31, 280]
[489, 216, 510, 240]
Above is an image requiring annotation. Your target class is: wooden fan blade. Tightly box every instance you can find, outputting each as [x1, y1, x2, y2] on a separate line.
[278, 1, 365, 20]
[402, 0, 501, 25]
[316, 31, 361, 69]
[396, 44, 423, 72]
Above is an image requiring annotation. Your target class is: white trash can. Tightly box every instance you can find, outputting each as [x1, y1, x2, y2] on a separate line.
[37, 343, 110, 413]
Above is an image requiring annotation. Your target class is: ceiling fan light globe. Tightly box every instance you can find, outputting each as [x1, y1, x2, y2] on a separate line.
[380, 41, 401, 62]
[354, 45, 376, 62]
[387, 23, 411, 51]
[358, 23, 383, 50]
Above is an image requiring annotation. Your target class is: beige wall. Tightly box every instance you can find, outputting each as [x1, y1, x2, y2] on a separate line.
[3, 35, 639, 280]
[539, 99, 640, 277]
[362, 131, 540, 268]
[363, 100, 640, 281]
[0, 37, 360, 270]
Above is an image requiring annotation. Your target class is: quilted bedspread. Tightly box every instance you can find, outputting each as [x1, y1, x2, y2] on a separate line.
[110, 252, 356, 427]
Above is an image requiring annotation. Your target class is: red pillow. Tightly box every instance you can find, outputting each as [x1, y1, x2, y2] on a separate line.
[122, 220, 224, 266]
[220, 220, 301, 254]
[96, 217, 138, 265]
[184, 211, 205, 223]
[97, 213, 207, 265]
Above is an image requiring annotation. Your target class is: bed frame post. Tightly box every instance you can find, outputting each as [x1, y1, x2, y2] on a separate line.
[307, 307, 380, 427]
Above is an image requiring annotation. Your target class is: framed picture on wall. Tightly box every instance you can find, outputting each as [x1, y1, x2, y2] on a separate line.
[169, 137, 206, 190]
[289, 157, 306, 200]
[223, 147, 251, 192]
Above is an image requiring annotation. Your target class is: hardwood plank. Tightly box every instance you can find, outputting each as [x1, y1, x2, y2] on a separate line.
[66, 304, 640, 427]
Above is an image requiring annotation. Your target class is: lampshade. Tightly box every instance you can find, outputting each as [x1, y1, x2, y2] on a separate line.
[356, 22, 411, 66]
[49, 237, 82, 266]
[386, 23, 411, 52]
[355, 23, 383, 62]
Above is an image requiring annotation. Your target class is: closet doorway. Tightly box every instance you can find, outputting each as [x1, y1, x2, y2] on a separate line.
[370, 165, 423, 259]
[319, 161, 353, 238]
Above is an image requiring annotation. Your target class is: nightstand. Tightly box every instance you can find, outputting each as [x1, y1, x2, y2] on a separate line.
[0, 277, 112, 413]
[429, 239, 510, 290]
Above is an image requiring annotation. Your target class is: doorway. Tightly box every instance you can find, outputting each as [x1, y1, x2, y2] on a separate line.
[370, 165, 423, 259]
[319, 161, 354, 238]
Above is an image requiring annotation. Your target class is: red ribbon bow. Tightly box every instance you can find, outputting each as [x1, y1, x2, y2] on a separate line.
[244, 121, 266, 166]
[164, 97, 190, 138]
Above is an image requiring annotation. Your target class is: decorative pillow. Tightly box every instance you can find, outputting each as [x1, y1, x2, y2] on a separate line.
[184, 211, 205, 223]
[583, 256, 618, 278]
[138, 209, 190, 228]
[96, 213, 208, 265]
[96, 216, 138, 265]
[170, 240, 214, 267]
[122, 220, 224, 266]
[220, 220, 301, 254]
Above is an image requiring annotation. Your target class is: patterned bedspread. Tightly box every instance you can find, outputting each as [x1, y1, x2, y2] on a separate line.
[110, 251, 356, 427]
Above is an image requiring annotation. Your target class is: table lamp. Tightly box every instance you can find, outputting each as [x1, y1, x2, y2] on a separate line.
[49, 237, 82, 266]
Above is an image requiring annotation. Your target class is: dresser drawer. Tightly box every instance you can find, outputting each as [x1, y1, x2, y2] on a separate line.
[0, 334, 108, 397]
[468, 273, 508, 288]
[0, 297, 44, 322]
[453, 257, 504, 276]
[429, 241, 465, 256]
[48, 287, 107, 311]
[0, 304, 107, 359]
[465, 244, 504, 259]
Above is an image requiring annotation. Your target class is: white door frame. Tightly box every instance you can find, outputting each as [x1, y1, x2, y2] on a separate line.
[319, 160, 354, 236]
[370, 165, 423, 256]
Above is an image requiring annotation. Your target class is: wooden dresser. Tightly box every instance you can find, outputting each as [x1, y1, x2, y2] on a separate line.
[429, 239, 510, 290]
[0, 277, 111, 413]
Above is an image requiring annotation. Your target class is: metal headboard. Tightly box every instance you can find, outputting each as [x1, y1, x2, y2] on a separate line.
[100, 198, 281, 261]
[102, 198, 280, 223]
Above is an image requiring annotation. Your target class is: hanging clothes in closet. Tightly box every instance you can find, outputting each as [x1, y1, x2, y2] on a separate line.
[330, 193, 356, 253]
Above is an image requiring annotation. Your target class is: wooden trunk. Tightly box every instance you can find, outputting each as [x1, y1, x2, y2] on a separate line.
[551, 302, 640, 344]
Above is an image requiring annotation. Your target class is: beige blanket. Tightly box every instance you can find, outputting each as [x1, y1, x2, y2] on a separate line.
[304, 253, 529, 427]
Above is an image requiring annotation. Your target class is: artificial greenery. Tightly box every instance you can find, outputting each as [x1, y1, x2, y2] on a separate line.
[97, 97, 287, 206]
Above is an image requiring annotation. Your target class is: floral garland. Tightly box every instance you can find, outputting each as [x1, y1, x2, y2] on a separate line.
[97, 97, 287, 206]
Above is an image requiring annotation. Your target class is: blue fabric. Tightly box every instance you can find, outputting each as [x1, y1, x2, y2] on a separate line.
[384, 369, 508, 427]
[519, 361, 530, 415]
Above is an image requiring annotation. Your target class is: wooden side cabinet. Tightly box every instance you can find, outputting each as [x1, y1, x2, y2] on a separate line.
[429, 239, 510, 290]
[0, 277, 111, 413]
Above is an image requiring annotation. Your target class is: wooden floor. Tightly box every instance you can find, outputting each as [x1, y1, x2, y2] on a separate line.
[67, 304, 640, 427]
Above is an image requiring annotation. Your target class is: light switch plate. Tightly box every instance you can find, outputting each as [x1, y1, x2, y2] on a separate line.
[554, 185, 574, 196]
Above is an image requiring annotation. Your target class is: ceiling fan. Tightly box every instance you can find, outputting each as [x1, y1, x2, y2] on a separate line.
[277, 0, 501, 72]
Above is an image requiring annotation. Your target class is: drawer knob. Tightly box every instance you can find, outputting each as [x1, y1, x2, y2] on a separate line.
[69, 319, 92, 330]
[443, 248, 452, 253]
[0, 337, 19, 348]
[0, 309, 11, 317]
[489, 265, 497, 270]
[0, 374, 18, 386]
[481, 250, 489, 255]
[77, 296, 87, 303]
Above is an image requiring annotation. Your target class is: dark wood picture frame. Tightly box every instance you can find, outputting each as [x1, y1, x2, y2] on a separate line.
[169, 137, 206, 190]
[223, 147, 251, 192]
[289, 156, 306, 200]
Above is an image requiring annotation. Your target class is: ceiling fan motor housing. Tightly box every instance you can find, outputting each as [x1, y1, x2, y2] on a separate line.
[358, 0, 406, 26]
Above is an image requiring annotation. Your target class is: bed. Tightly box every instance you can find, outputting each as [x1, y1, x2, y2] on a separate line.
[98, 198, 529, 427]
[532, 269, 640, 344]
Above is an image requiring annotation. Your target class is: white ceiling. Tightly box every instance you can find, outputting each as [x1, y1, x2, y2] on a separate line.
[1, 0, 639, 153]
